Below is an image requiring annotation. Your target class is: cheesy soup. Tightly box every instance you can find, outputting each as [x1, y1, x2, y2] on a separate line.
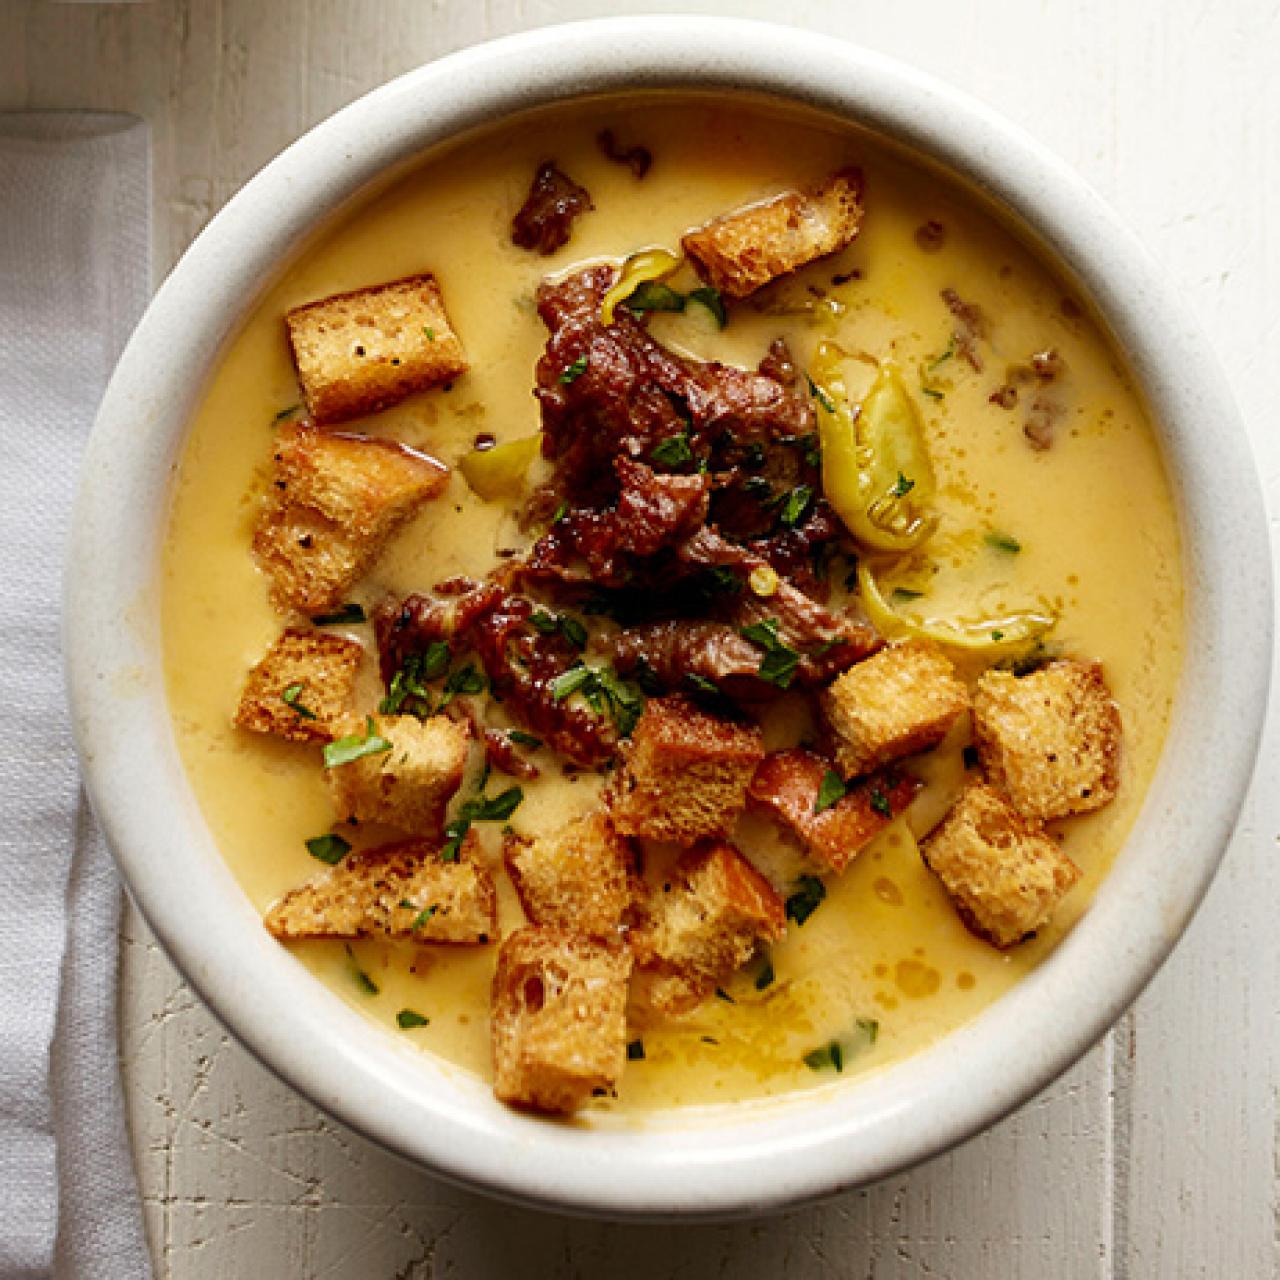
[163, 97, 1182, 1116]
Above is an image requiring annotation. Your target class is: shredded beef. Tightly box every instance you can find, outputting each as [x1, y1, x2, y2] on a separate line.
[596, 129, 652, 179]
[374, 584, 618, 766]
[511, 162, 593, 256]
[941, 287, 987, 371]
[483, 728, 540, 780]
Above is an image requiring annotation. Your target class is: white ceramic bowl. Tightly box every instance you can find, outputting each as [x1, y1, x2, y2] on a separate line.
[67, 16, 1272, 1219]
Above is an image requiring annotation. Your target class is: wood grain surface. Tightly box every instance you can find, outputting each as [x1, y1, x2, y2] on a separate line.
[3, 1, 1277, 1275]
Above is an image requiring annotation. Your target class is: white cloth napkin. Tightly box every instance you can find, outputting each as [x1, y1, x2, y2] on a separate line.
[0, 112, 152, 1280]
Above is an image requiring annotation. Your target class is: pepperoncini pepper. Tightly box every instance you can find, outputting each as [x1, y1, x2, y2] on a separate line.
[811, 346, 937, 553]
[458, 434, 540, 501]
[600, 248, 683, 326]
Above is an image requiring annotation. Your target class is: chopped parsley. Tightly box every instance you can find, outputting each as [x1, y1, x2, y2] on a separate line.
[397, 1008, 429, 1029]
[441, 784, 526, 862]
[921, 385, 945, 400]
[281, 682, 317, 720]
[559, 355, 589, 384]
[714, 987, 736, 1003]
[650, 429, 694, 469]
[507, 729, 543, 749]
[272, 403, 301, 423]
[402, 900, 439, 932]
[892, 587, 924, 602]
[779, 484, 814, 529]
[551, 500, 570, 525]
[380, 642, 450, 717]
[703, 566, 744, 596]
[806, 374, 837, 414]
[803, 1018, 878, 1072]
[739, 618, 801, 690]
[984, 530, 1022, 554]
[438, 662, 485, 708]
[323, 716, 392, 769]
[688, 286, 727, 327]
[891, 472, 916, 498]
[627, 1039, 646, 1060]
[344, 944, 379, 996]
[785, 875, 827, 926]
[422, 326, 436, 341]
[530, 610, 587, 650]
[624, 280, 686, 314]
[814, 769, 848, 815]
[549, 662, 644, 737]
[869, 786, 893, 819]
[305, 833, 351, 865]
[311, 602, 366, 626]
[991, 630, 1005, 642]
[753, 955, 776, 991]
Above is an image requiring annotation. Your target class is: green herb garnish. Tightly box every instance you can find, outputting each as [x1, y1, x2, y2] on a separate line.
[779, 484, 814, 529]
[803, 1018, 878, 1072]
[345, 944, 379, 995]
[305, 833, 350, 865]
[921, 385, 945, 400]
[559, 355, 589, 385]
[650, 430, 694, 468]
[688, 286, 727, 328]
[804, 1041, 844, 1073]
[379, 642, 450, 717]
[311, 602, 366, 626]
[891, 472, 915, 498]
[806, 374, 837, 414]
[422, 326, 436, 341]
[550, 663, 594, 703]
[323, 716, 392, 769]
[984, 531, 1022, 554]
[397, 1008, 429, 1029]
[627, 1039, 646, 1060]
[551, 500, 570, 524]
[869, 786, 893, 819]
[438, 663, 485, 708]
[507, 729, 543, 749]
[281, 682, 318, 720]
[740, 618, 801, 690]
[785, 875, 827, 926]
[815, 770, 848, 815]
[272, 403, 301, 423]
[625, 280, 686, 314]
[754, 957, 776, 991]
[550, 662, 644, 736]
[892, 588, 924, 602]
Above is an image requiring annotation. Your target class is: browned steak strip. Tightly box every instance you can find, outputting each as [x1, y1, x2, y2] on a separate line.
[511, 162, 593, 256]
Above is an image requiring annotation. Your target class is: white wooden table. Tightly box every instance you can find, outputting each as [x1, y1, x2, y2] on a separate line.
[5, 2, 1278, 1274]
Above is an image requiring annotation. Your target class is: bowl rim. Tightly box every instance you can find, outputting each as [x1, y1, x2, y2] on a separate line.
[66, 14, 1273, 1219]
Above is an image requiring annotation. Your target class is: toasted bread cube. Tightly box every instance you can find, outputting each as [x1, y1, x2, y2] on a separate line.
[748, 749, 921, 874]
[254, 420, 449, 614]
[681, 167, 865, 299]
[285, 274, 468, 426]
[264, 835, 496, 943]
[822, 640, 969, 779]
[609, 696, 764, 845]
[921, 781, 1080, 948]
[974, 659, 1122, 821]
[631, 841, 785, 1013]
[490, 927, 632, 1114]
[234, 627, 363, 743]
[327, 713, 469, 834]
[504, 811, 638, 938]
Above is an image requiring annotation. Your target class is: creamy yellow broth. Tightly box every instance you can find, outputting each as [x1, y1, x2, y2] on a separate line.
[162, 96, 1182, 1113]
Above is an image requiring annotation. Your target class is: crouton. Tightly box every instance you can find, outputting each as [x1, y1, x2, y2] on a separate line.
[973, 659, 1122, 820]
[608, 696, 764, 845]
[285, 273, 468, 426]
[504, 811, 638, 938]
[253, 420, 448, 614]
[264, 834, 496, 943]
[920, 781, 1080, 948]
[233, 627, 363, 743]
[630, 841, 785, 1013]
[680, 167, 865, 299]
[326, 712, 470, 834]
[748, 748, 921, 874]
[822, 639, 969, 779]
[490, 927, 632, 1114]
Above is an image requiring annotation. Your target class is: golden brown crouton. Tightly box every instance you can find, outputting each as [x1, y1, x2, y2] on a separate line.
[326, 713, 470, 834]
[264, 835, 496, 943]
[681, 167, 865, 299]
[748, 749, 921, 874]
[920, 781, 1080, 948]
[608, 696, 764, 845]
[254, 420, 449, 614]
[822, 639, 969, 779]
[504, 811, 638, 938]
[630, 841, 785, 1013]
[973, 659, 1122, 821]
[233, 628, 363, 743]
[490, 927, 632, 1114]
[285, 274, 468, 426]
